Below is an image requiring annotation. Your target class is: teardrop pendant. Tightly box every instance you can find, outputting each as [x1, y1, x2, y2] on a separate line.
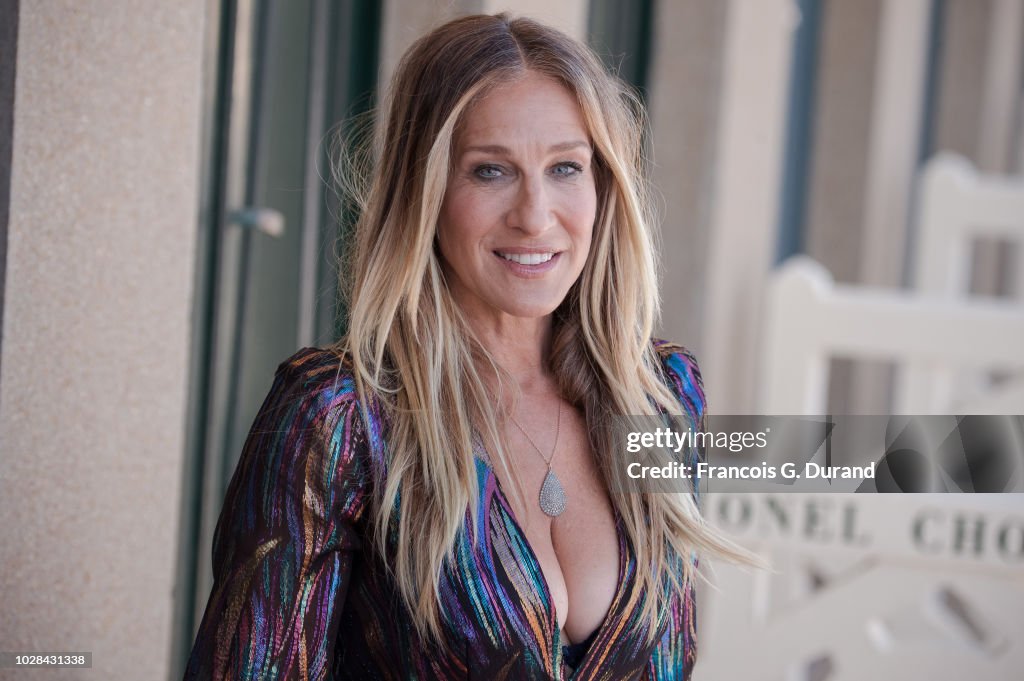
[539, 469, 567, 517]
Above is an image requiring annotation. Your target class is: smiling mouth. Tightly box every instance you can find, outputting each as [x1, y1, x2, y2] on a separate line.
[495, 251, 556, 265]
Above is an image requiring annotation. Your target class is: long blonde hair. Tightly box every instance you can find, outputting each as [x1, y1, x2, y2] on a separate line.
[334, 13, 755, 644]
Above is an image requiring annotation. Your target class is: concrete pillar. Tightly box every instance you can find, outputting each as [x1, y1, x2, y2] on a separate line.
[0, 2, 204, 678]
[647, 0, 729, 358]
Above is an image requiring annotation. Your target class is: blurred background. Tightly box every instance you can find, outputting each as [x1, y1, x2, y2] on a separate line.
[1, 0, 1022, 679]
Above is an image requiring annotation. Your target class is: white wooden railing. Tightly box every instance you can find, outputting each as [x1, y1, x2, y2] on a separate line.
[895, 154, 1024, 414]
[757, 256, 1024, 415]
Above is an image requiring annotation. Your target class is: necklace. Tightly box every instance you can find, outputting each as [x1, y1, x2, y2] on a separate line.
[509, 402, 567, 517]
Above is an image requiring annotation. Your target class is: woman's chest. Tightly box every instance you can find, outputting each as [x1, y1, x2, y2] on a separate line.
[512, 473, 621, 644]
[437, 460, 629, 670]
[502, 407, 622, 643]
[338, 461, 687, 680]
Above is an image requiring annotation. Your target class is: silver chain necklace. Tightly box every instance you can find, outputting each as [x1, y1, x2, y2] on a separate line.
[509, 401, 566, 517]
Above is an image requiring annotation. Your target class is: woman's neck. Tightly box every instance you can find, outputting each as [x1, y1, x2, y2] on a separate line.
[466, 313, 558, 394]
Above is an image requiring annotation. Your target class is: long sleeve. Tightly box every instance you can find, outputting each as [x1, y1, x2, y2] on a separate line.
[655, 339, 707, 506]
[654, 340, 707, 434]
[185, 349, 371, 680]
[648, 340, 705, 680]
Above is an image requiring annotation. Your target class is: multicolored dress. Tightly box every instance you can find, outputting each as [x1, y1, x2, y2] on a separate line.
[184, 340, 706, 680]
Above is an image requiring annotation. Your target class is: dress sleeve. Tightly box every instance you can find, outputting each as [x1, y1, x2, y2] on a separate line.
[649, 341, 704, 679]
[654, 339, 708, 493]
[653, 340, 707, 435]
[184, 350, 371, 680]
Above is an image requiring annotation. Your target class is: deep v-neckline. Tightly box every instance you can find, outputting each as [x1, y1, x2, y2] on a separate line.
[476, 453, 632, 676]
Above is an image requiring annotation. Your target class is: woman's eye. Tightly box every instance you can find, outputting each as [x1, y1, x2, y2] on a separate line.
[552, 162, 583, 177]
[474, 165, 503, 179]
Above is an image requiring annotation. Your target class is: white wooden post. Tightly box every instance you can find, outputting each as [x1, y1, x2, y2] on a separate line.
[850, 0, 933, 415]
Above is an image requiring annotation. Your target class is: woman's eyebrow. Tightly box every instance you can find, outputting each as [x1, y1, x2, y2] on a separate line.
[460, 140, 591, 155]
[549, 140, 591, 153]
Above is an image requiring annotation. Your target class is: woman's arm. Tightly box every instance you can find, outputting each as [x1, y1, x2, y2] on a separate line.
[648, 341, 705, 680]
[654, 340, 707, 435]
[184, 350, 370, 681]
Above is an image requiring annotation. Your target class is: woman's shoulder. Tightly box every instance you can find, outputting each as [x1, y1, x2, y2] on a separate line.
[255, 346, 373, 436]
[651, 338, 706, 419]
[269, 345, 390, 452]
[240, 346, 380, 505]
[268, 345, 361, 404]
[274, 344, 353, 384]
[652, 338, 702, 373]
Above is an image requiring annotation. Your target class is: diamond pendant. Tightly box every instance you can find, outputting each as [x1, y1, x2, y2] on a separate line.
[539, 469, 567, 517]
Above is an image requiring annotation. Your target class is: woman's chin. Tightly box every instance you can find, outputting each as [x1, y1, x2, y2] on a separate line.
[495, 298, 567, 320]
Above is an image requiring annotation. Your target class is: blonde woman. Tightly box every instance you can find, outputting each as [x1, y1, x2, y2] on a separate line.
[186, 13, 750, 680]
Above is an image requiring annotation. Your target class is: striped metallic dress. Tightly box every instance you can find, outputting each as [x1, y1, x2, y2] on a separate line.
[184, 340, 705, 680]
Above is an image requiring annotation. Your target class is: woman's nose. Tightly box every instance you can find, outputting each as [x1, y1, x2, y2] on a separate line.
[506, 177, 554, 235]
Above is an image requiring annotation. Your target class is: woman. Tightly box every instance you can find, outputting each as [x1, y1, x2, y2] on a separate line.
[186, 13, 751, 680]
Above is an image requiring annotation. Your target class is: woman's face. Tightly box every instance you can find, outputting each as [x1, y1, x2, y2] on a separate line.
[437, 71, 597, 325]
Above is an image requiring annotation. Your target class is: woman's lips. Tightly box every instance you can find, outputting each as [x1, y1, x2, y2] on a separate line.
[497, 251, 554, 265]
[493, 250, 561, 276]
